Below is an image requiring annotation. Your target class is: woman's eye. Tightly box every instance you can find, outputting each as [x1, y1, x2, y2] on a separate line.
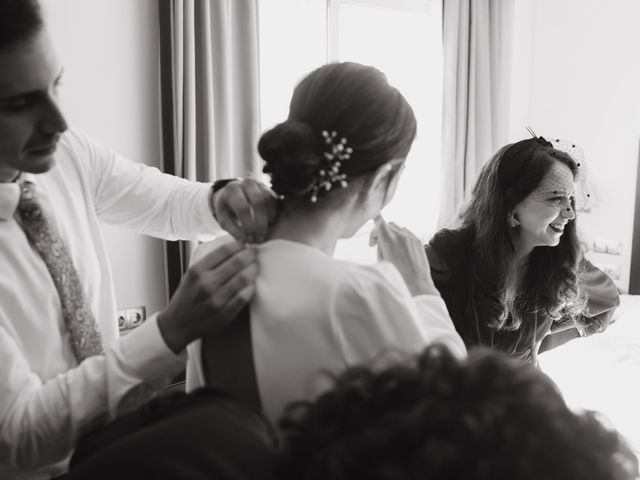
[0, 96, 32, 112]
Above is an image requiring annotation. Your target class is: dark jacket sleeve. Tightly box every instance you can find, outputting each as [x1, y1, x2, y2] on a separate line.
[425, 228, 467, 295]
[425, 243, 451, 285]
[425, 228, 475, 341]
[539, 259, 620, 353]
[577, 259, 620, 334]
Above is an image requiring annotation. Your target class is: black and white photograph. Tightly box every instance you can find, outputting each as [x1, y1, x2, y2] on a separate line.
[1, 0, 639, 478]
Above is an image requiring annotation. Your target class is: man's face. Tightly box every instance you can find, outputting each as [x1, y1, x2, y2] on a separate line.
[0, 29, 67, 182]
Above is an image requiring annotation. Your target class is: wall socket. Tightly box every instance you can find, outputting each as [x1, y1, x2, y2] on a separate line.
[592, 238, 623, 255]
[117, 306, 147, 332]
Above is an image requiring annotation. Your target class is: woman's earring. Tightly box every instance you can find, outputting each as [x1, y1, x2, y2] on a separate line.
[509, 214, 520, 227]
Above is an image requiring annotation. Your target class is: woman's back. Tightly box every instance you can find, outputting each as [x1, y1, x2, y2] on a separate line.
[188, 61, 464, 423]
[188, 237, 464, 423]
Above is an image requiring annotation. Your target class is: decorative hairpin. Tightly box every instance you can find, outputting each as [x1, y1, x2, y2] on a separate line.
[525, 126, 552, 147]
[309, 130, 353, 203]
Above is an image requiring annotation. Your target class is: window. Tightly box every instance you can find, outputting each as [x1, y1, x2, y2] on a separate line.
[259, 0, 442, 262]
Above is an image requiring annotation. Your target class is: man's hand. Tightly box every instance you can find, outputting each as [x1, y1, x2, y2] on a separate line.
[157, 240, 257, 354]
[370, 215, 439, 297]
[212, 179, 279, 244]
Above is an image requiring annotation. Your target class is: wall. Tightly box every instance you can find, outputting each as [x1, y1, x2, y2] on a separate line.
[41, 0, 167, 315]
[509, 0, 640, 292]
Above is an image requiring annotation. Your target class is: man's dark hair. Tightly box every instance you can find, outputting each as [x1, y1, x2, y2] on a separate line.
[279, 344, 638, 480]
[0, 0, 44, 50]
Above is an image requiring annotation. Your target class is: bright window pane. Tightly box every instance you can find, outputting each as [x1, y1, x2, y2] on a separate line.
[338, 1, 442, 241]
[259, 0, 443, 263]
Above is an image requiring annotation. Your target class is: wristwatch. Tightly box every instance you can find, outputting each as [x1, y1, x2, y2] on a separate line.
[210, 178, 242, 221]
[212, 178, 242, 194]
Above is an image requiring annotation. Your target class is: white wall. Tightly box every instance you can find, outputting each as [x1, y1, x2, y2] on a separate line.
[41, 0, 167, 315]
[509, 0, 640, 292]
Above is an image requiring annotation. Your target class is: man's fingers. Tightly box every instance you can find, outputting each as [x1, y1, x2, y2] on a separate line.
[214, 182, 252, 241]
[217, 212, 244, 242]
[214, 189, 244, 241]
[220, 284, 256, 327]
[242, 179, 271, 242]
[198, 245, 256, 291]
[194, 238, 244, 270]
[213, 261, 258, 307]
[224, 184, 258, 242]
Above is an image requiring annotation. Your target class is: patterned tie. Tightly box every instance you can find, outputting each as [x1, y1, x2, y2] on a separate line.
[18, 181, 104, 362]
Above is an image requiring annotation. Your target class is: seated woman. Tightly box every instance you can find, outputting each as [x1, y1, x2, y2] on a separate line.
[413, 136, 619, 363]
[278, 344, 638, 480]
[186, 62, 466, 424]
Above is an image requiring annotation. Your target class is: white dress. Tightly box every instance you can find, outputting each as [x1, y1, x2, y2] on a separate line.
[187, 237, 466, 424]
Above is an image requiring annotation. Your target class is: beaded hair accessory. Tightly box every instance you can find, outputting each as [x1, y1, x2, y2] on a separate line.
[549, 138, 591, 211]
[525, 127, 592, 212]
[309, 130, 353, 203]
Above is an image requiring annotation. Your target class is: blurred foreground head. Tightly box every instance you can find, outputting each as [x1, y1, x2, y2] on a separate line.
[279, 344, 638, 480]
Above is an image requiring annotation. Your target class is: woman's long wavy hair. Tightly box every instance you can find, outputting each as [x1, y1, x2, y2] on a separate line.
[459, 138, 587, 330]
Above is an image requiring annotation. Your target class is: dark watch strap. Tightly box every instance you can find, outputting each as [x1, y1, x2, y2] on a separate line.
[212, 178, 242, 194]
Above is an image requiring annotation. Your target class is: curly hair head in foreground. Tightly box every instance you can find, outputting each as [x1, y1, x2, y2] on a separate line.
[278, 344, 638, 480]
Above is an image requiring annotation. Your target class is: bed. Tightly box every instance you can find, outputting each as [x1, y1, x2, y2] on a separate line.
[539, 294, 640, 452]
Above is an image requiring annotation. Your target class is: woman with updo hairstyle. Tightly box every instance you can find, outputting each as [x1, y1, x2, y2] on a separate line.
[398, 136, 619, 364]
[186, 62, 465, 425]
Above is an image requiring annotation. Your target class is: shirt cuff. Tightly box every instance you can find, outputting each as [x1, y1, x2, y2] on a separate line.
[195, 182, 221, 234]
[117, 313, 186, 388]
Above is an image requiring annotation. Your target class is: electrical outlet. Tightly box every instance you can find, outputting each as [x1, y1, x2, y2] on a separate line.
[593, 239, 607, 253]
[128, 306, 146, 327]
[117, 306, 147, 332]
[117, 310, 128, 331]
[593, 239, 623, 256]
[605, 240, 623, 255]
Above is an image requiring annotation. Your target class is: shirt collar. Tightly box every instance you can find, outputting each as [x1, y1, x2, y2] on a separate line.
[0, 173, 35, 221]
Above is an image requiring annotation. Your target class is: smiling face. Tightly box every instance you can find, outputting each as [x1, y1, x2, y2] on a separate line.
[0, 29, 67, 182]
[512, 160, 576, 253]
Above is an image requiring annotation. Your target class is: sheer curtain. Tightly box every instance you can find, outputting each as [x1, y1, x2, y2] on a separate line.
[159, 0, 260, 296]
[438, 0, 514, 228]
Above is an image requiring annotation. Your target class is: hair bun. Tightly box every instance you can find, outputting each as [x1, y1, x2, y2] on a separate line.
[259, 121, 321, 197]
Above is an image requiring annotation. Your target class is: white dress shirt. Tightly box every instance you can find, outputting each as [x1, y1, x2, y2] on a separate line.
[187, 238, 466, 425]
[0, 129, 219, 479]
